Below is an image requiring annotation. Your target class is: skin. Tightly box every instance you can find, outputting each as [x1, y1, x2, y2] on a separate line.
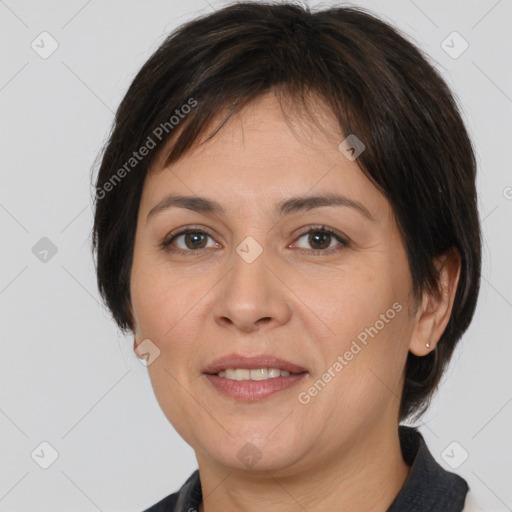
[130, 91, 461, 512]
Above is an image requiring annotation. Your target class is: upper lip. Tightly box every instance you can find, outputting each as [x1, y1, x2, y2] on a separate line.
[203, 353, 308, 374]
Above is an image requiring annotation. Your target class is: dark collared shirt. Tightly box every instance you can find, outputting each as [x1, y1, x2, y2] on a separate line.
[142, 426, 469, 512]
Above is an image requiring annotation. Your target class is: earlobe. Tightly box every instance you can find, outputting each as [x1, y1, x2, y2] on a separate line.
[133, 337, 146, 359]
[409, 308, 436, 356]
[132, 321, 144, 357]
[408, 248, 461, 356]
[127, 298, 142, 356]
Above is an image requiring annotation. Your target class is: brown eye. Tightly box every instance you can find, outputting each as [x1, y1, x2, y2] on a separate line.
[161, 229, 218, 255]
[307, 231, 332, 250]
[160, 225, 349, 257]
[294, 227, 349, 253]
[179, 232, 209, 250]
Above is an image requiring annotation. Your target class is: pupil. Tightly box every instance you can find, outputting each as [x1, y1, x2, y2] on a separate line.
[310, 231, 330, 250]
[186, 233, 206, 249]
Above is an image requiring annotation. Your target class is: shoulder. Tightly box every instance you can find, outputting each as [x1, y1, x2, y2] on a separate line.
[141, 490, 179, 512]
[140, 469, 201, 512]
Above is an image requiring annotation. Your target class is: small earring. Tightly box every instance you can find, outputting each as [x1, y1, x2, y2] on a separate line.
[426, 342, 431, 349]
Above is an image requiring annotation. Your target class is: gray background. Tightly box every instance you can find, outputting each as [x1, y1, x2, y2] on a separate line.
[0, 0, 511, 510]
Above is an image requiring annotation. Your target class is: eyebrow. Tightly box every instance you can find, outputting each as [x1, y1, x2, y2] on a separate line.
[146, 193, 375, 223]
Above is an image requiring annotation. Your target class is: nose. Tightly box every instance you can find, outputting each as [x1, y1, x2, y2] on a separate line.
[212, 244, 292, 333]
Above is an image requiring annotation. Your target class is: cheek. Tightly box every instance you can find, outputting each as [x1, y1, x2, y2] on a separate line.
[333, 273, 409, 381]
[130, 263, 208, 443]
[145, 361, 203, 448]
[315, 320, 409, 437]
[312, 265, 409, 404]
[316, 260, 399, 334]
[130, 257, 212, 371]
[131, 250, 187, 335]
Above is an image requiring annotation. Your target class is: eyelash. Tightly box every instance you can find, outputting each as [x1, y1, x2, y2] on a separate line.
[160, 225, 350, 257]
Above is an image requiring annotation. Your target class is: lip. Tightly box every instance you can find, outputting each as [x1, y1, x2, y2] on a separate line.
[205, 373, 308, 401]
[202, 353, 308, 375]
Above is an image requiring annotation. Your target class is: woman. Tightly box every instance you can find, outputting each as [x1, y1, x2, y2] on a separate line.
[91, 2, 482, 511]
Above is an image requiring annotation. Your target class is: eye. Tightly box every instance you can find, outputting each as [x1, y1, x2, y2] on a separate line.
[161, 227, 218, 256]
[160, 225, 350, 256]
[292, 226, 350, 254]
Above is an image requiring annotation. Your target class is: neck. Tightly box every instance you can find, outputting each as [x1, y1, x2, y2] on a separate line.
[197, 424, 410, 512]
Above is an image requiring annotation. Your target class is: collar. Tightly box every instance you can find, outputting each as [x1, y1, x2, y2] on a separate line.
[386, 426, 468, 511]
[143, 425, 469, 512]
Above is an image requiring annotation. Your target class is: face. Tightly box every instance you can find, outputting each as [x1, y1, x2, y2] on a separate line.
[130, 92, 418, 475]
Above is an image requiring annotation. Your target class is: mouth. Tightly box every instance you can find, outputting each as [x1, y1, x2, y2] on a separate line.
[202, 352, 307, 376]
[214, 368, 305, 380]
[202, 353, 308, 401]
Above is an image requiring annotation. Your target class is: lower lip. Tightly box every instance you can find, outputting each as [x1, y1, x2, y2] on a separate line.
[205, 373, 308, 401]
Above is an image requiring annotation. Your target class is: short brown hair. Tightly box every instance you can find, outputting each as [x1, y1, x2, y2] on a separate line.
[91, 1, 481, 422]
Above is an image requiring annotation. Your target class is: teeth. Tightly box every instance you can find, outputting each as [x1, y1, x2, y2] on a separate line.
[216, 368, 293, 380]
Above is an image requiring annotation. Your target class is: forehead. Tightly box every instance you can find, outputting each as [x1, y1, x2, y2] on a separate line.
[142, 92, 391, 222]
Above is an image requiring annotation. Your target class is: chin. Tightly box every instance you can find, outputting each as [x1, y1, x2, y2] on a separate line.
[197, 431, 306, 473]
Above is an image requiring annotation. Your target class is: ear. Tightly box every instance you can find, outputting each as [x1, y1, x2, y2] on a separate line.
[133, 335, 147, 359]
[132, 319, 144, 357]
[408, 248, 461, 356]
[126, 297, 142, 355]
[133, 323, 146, 356]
